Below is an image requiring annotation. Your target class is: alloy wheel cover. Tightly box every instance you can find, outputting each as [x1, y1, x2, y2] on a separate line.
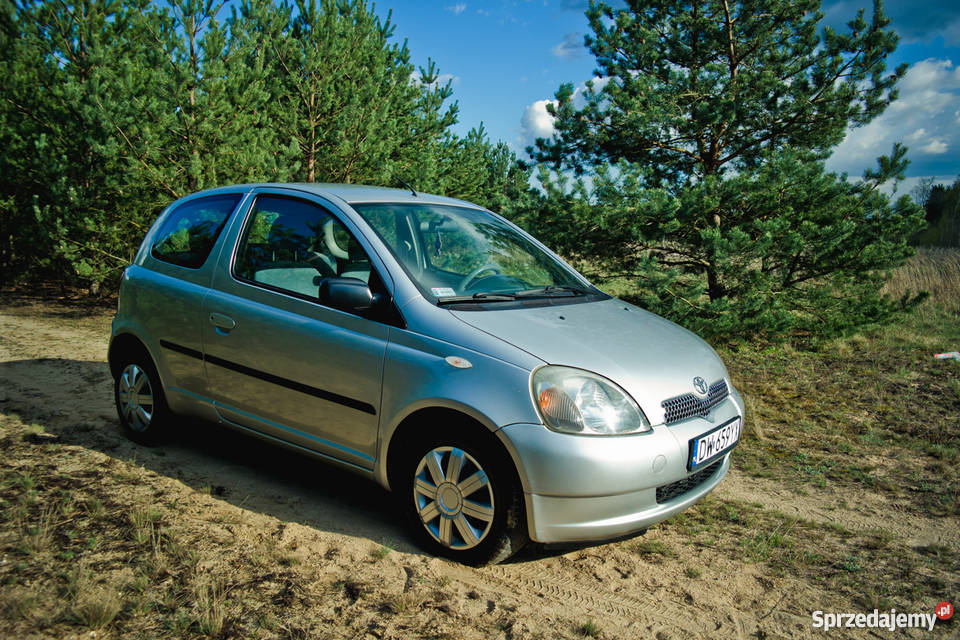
[413, 446, 495, 550]
[118, 364, 154, 432]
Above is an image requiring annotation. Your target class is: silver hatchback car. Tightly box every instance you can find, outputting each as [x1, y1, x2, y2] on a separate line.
[110, 183, 744, 564]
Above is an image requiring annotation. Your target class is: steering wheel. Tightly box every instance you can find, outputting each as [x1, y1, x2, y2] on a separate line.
[459, 263, 502, 291]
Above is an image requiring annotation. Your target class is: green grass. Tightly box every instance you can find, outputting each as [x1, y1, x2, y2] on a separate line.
[371, 542, 393, 560]
[720, 302, 960, 516]
[632, 539, 676, 559]
[576, 619, 602, 638]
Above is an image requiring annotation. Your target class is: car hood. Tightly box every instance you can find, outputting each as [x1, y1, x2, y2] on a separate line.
[450, 298, 729, 425]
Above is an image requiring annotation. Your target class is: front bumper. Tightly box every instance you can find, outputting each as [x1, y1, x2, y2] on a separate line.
[525, 454, 730, 542]
[497, 391, 743, 544]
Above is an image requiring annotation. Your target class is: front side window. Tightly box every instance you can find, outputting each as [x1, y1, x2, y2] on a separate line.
[151, 194, 240, 268]
[353, 203, 594, 302]
[234, 195, 377, 300]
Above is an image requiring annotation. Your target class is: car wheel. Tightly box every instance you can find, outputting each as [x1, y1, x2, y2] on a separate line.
[400, 431, 527, 565]
[114, 352, 170, 446]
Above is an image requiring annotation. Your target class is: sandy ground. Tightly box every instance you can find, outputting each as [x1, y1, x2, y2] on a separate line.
[0, 297, 956, 639]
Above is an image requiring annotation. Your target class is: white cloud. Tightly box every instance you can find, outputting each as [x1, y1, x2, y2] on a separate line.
[921, 139, 948, 154]
[899, 58, 960, 93]
[444, 3, 466, 15]
[519, 99, 558, 147]
[827, 58, 960, 179]
[552, 32, 584, 60]
[517, 78, 613, 152]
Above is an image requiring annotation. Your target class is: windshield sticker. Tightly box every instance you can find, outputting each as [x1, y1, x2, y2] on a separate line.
[431, 287, 457, 297]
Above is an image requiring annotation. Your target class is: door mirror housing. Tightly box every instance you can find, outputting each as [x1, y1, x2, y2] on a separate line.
[318, 277, 379, 312]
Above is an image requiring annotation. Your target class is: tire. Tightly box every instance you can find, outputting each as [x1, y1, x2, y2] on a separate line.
[397, 429, 527, 565]
[114, 350, 171, 446]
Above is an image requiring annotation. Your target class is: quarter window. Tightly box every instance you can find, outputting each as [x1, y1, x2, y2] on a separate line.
[151, 194, 240, 269]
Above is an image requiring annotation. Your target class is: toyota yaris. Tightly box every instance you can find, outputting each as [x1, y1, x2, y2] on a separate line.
[109, 183, 744, 565]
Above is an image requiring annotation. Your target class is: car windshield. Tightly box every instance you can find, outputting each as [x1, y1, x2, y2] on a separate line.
[351, 203, 590, 301]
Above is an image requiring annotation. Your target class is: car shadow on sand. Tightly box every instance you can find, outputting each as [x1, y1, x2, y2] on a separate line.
[0, 357, 610, 563]
[0, 357, 420, 554]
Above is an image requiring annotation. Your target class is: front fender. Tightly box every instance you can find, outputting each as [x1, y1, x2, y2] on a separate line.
[374, 326, 542, 488]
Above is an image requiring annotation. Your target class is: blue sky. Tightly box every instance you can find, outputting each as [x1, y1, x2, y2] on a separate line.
[372, 0, 960, 192]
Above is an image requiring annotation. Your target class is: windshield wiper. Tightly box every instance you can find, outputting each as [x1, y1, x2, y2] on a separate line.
[436, 292, 518, 305]
[515, 285, 592, 297]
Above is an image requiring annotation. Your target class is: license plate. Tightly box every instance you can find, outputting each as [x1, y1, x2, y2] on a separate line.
[688, 417, 741, 471]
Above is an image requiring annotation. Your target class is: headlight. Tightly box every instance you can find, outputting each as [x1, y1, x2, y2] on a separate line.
[532, 366, 650, 435]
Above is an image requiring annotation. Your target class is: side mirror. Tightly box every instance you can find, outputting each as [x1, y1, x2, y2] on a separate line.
[318, 277, 378, 312]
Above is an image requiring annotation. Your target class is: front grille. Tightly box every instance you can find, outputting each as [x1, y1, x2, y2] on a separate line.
[655, 459, 723, 504]
[661, 379, 728, 425]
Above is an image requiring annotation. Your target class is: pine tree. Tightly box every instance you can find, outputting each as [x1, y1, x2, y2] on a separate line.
[914, 178, 960, 247]
[118, 1, 299, 197]
[1, 0, 167, 291]
[524, 0, 926, 339]
[236, 0, 458, 185]
[0, 0, 38, 281]
[413, 124, 531, 212]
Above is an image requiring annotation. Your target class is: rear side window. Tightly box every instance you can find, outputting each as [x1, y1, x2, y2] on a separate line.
[151, 194, 241, 268]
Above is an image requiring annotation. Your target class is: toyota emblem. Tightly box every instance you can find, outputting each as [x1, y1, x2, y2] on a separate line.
[693, 376, 708, 396]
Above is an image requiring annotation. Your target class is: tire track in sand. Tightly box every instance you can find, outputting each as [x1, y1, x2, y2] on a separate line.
[460, 561, 721, 638]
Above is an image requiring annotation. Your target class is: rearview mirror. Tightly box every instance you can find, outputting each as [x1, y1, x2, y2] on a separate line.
[318, 277, 377, 312]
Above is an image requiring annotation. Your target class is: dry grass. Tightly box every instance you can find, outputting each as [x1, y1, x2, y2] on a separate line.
[884, 246, 960, 304]
[70, 585, 123, 629]
[17, 502, 57, 555]
[191, 575, 227, 636]
[721, 298, 960, 517]
[129, 506, 165, 546]
[0, 414, 497, 639]
[379, 591, 426, 616]
[0, 586, 41, 622]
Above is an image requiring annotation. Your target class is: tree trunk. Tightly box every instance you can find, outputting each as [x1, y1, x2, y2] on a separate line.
[706, 264, 724, 302]
[307, 142, 315, 182]
[307, 120, 316, 182]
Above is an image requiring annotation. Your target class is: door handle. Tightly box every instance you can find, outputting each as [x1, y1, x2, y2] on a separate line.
[209, 312, 237, 333]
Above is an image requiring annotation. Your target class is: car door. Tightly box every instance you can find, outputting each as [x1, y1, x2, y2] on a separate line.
[201, 190, 392, 470]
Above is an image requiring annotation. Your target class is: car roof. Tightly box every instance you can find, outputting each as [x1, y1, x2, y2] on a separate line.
[198, 183, 485, 209]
